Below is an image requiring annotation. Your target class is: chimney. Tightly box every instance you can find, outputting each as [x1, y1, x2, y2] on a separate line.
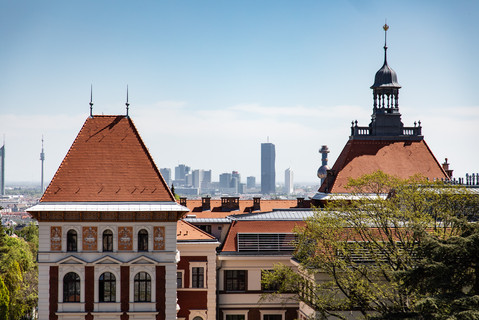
[221, 197, 239, 212]
[442, 158, 453, 179]
[297, 197, 304, 208]
[253, 197, 261, 211]
[179, 197, 187, 207]
[202, 196, 211, 211]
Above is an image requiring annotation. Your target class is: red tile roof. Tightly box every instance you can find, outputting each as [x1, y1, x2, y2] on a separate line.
[319, 139, 449, 193]
[177, 220, 216, 241]
[181, 199, 305, 219]
[221, 220, 305, 252]
[41, 115, 174, 202]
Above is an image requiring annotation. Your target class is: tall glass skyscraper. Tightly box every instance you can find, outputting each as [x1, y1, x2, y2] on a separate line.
[261, 142, 275, 194]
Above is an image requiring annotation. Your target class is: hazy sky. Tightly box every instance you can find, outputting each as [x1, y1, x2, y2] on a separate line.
[1, 0, 478, 186]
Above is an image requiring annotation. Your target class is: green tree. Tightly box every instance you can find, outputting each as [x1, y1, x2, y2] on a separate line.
[262, 171, 478, 320]
[0, 277, 9, 320]
[401, 221, 479, 319]
[0, 231, 38, 319]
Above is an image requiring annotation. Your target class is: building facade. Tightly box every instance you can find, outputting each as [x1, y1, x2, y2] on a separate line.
[28, 115, 188, 320]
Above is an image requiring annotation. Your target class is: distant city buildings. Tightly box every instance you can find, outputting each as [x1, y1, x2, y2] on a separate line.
[261, 142, 276, 194]
[160, 168, 172, 186]
[246, 176, 256, 189]
[284, 167, 294, 194]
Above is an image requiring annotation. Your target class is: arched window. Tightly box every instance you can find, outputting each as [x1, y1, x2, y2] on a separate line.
[102, 229, 113, 252]
[99, 272, 116, 302]
[63, 272, 80, 302]
[67, 230, 77, 252]
[138, 229, 148, 252]
[134, 272, 151, 302]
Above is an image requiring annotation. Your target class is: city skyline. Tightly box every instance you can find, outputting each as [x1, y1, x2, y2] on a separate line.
[1, 1, 478, 184]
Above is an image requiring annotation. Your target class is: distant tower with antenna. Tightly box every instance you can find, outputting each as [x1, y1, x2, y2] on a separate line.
[40, 136, 45, 192]
[0, 139, 5, 196]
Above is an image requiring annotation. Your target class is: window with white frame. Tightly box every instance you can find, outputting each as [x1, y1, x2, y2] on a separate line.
[134, 272, 151, 302]
[223, 310, 248, 320]
[177, 271, 184, 288]
[259, 310, 285, 320]
[189, 262, 206, 288]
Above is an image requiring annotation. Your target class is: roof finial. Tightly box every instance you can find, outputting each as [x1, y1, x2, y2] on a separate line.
[89, 84, 94, 118]
[126, 85, 130, 117]
[383, 22, 389, 64]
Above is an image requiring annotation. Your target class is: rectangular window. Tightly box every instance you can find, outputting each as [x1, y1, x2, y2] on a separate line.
[226, 315, 245, 320]
[198, 225, 212, 234]
[225, 270, 247, 292]
[177, 271, 183, 288]
[192, 267, 204, 288]
[263, 315, 282, 320]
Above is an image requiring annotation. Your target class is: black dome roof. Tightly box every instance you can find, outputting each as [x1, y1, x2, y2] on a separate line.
[371, 46, 401, 89]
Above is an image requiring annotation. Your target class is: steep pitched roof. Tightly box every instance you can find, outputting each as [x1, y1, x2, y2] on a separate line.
[177, 220, 216, 241]
[319, 139, 448, 193]
[41, 115, 174, 202]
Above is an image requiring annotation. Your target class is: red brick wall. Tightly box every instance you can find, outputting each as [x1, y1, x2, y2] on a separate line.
[177, 291, 207, 319]
[49, 266, 59, 320]
[156, 266, 166, 320]
[85, 266, 94, 316]
[120, 266, 130, 320]
[177, 256, 207, 288]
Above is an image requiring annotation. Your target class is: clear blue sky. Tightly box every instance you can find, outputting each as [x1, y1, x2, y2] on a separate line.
[1, 0, 478, 185]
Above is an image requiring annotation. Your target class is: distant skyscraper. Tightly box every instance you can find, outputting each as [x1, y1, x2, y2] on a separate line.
[160, 168, 172, 187]
[219, 173, 232, 189]
[40, 137, 45, 192]
[0, 142, 4, 195]
[284, 168, 293, 194]
[246, 176, 256, 189]
[202, 170, 212, 189]
[192, 169, 203, 189]
[261, 142, 276, 194]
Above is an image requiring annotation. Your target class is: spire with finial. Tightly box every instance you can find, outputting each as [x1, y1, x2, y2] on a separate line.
[126, 85, 130, 117]
[383, 22, 389, 64]
[89, 84, 94, 118]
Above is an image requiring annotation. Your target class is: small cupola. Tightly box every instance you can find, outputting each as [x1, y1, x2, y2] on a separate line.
[371, 24, 401, 111]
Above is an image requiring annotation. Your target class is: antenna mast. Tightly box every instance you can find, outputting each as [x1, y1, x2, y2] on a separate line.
[40, 136, 45, 192]
[126, 85, 130, 117]
[89, 84, 94, 117]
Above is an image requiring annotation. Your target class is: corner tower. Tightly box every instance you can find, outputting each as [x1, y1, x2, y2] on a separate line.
[316, 25, 448, 195]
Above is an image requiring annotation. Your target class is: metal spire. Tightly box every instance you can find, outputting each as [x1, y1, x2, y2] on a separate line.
[89, 84, 94, 117]
[383, 22, 389, 65]
[126, 85, 130, 117]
